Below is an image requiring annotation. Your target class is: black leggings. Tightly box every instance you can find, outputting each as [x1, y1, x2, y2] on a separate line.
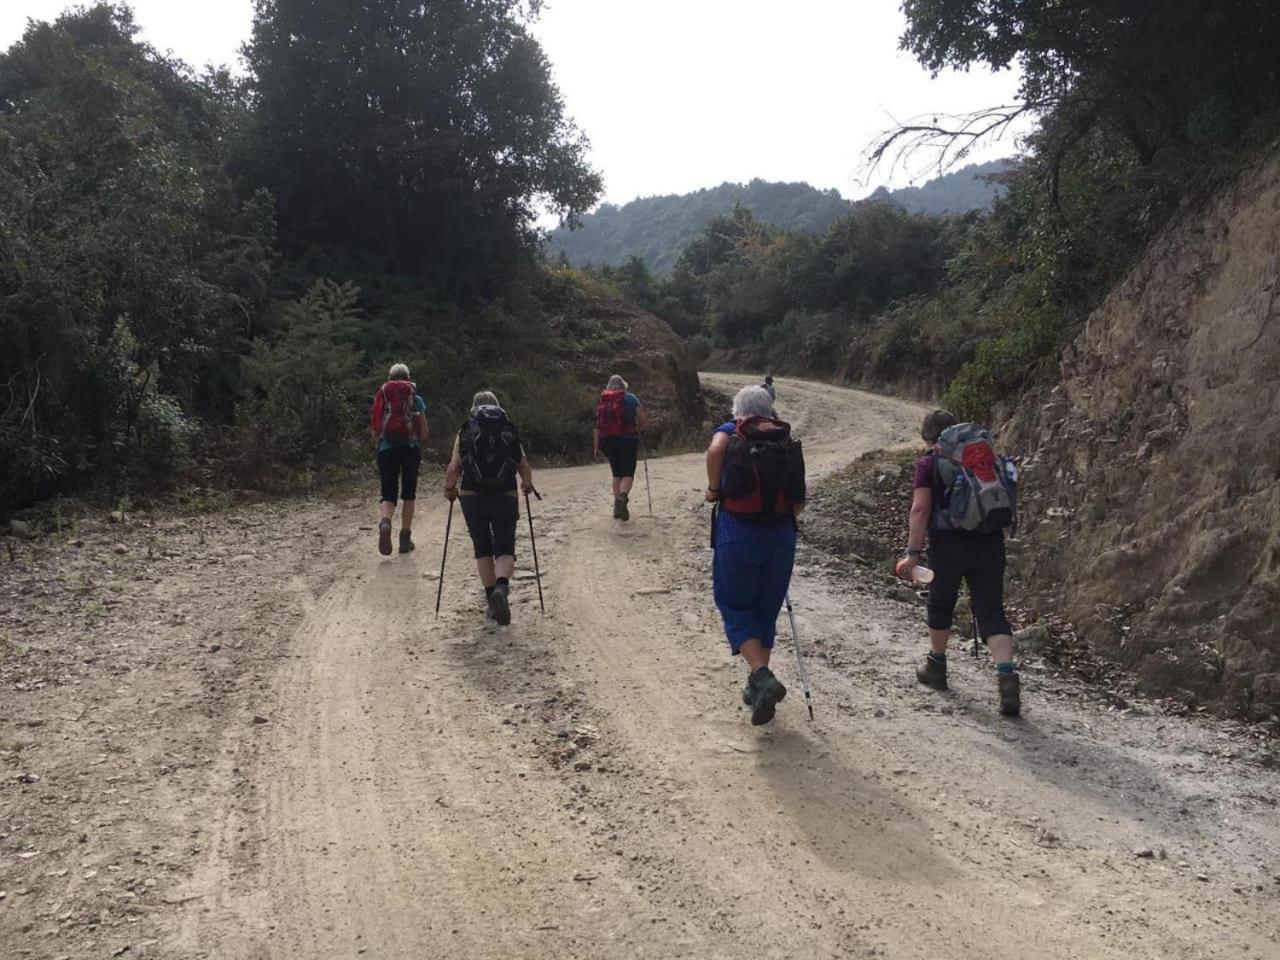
[926, 532, 1014, 639]
[377, 446, 421, 503]
[601, 436, 639, 479]
[460, 495, 519, 559]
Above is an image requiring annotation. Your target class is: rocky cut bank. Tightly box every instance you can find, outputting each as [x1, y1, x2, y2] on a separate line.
[1006, 142, 1280, 720]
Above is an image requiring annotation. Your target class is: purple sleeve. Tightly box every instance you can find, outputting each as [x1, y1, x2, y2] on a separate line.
[913, 455, 934, 489]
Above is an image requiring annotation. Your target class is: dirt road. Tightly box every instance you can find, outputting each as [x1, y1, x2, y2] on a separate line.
[3, 375, 1278, 960]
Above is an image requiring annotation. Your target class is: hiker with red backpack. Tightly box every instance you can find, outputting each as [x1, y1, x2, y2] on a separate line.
[896, 410, 1021, 716]
[443, 390, 536, 625]
[369, 363, 429, 556]
[593, 374, 648, 521]
[705, 385, 806, 725]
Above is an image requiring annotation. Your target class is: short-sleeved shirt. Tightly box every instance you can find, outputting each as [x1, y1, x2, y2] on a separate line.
[378, 394, 428, 453]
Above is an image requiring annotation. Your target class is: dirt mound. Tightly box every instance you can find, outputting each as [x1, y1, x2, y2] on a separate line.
[549, 296, 704, 447]
[1004, 143, 1280, 720]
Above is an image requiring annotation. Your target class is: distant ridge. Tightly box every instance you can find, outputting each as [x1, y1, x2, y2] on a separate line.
[547, 159, 1012, 272]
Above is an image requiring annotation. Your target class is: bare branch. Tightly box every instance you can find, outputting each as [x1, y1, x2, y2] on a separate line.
[862, 103, 1048, 184]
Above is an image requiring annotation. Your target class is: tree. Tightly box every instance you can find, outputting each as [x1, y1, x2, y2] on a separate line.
[243, 0, 602, 299]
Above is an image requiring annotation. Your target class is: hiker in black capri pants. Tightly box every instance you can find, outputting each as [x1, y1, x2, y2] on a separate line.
[593, 374, 647, 521]
[444, 391, 536, 625]
[896, 409, 1021, 717]
[369, 362, 428, 556]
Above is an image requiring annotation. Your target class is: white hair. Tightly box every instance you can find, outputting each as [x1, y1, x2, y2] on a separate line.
[389, 362, 411, 380]
[606, 374, 627, 391]
[471, 390, 500, 411]
[732, 385, 775, 420]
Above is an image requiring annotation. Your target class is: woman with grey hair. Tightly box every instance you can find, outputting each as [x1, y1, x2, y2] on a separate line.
[444, 390, 536, 624]
[369, 362, 428, 555]
[593, 373, 648, 520]
[704, 385, 806, 725]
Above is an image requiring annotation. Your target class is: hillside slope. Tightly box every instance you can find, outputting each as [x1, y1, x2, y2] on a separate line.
[547, 161, 1009, 273]
[1006, 144, 1280, 720]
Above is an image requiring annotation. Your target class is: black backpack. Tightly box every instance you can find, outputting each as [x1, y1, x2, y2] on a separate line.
[721, 417, 806, 519]
[459, 406, 520, 493]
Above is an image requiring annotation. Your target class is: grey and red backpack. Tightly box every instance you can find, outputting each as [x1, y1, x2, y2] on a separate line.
[931, 423, 1017, 533]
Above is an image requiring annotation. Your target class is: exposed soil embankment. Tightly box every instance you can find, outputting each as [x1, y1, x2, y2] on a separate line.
[1004, 144, 1280, 721]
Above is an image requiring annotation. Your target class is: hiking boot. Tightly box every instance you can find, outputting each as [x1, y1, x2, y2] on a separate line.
[916, 655, 948, 691]
[612, 497, 625, 520]
[998, 671, 1021, 717]
[746, 666, 787, 726]
[378, 518, 392, 556]
[619, 494, 630, 522]
[398, 530, 414, 554]
[487, 581, 511, 626]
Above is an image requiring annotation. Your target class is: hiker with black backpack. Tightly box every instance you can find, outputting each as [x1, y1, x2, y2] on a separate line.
[706, 385, 806, 725]
[592, 374, 648, 520]
[444, 391, 536, 625]
[369, 363, 429, 556]
[896, 410, 1022, 717]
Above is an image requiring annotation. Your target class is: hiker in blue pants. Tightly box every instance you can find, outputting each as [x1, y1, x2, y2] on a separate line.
[706, 385, 806, 725]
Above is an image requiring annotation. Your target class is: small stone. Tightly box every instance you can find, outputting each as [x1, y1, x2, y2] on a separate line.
[1196, 873, 1209, 882]
[873, 709, 886, 718]
[208, 644, 221, 653]
[113, 544, 127, 555]
[573, 761, 591, 772]
[9, 519, 35, 539]
[252, 715, 269, 725]
[1134, 848, 1155, 859]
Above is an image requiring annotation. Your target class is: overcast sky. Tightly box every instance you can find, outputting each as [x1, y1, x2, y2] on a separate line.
[1, 0, 1027, 205]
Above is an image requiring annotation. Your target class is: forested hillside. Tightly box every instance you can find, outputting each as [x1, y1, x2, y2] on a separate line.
[620, 1, 1280, 423]
[0, 3, 698, 512]
[866, 158, 1009, 214]
[546, 161, 1006, 273]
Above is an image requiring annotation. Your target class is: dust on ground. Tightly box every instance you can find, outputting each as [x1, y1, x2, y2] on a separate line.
[2, 375, 1278, 960]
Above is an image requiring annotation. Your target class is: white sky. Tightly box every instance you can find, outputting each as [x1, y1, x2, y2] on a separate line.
[1, 0, 1028, 205]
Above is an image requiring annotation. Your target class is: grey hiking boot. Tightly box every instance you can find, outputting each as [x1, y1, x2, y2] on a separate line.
[398, 530, 414, 554]
[619, 494, 630, 521]
[487, 581, 511, 626]
[916, 655, 948, 691]
[378, 518, 392, 556]
[746, 666, 787, 726]
[998, 671, 1021, 717]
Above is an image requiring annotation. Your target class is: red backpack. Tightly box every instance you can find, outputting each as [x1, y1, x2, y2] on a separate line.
[595, 389, 636, 437]
[374, 380, 417, 442]
[720, 417, 806, 518]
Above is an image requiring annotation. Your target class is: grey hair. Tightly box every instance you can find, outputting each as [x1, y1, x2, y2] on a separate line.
[732, 385, 775, 420]
[388, 362, 411, 380]
[606, 374, 627, 391]
[471, 390, 500, 411]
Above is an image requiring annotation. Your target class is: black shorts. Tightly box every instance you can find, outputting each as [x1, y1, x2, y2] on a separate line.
[377, 446, 421, 503]
[926, 531, 1014, 639]
[601, 435, 639, 479]
[459, 495, 519, 559]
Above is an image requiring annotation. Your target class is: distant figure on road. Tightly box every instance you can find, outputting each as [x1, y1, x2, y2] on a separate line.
[762, 375, 776, 402]
[369, 363, 428, 556]
[706, 385, 806, 725]
[445, 391, 536, 625]
[593, 374, 647, 521]
[896, 409, 1021, 716]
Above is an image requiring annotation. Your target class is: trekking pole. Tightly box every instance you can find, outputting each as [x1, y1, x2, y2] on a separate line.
[640, 435, 653, 516]
[435, 499, 454, 619]
[524, 488, 546, 614]
[969, 586, 981, 659]
[783, 593, 814, 721]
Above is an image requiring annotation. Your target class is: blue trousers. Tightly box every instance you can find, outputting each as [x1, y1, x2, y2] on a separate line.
[712, 515, 796, 653]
